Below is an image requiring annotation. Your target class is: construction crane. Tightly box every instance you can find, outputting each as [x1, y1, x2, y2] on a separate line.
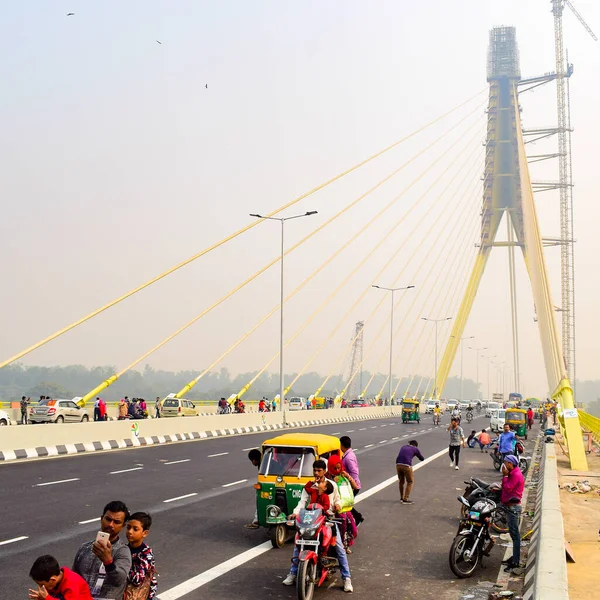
[550, 0, 597, 388]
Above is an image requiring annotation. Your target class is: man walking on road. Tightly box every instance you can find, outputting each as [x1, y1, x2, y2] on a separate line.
[447, 418, 466, 470]
[395, 440, 425, 504]
[340, 436, 363, 525]
[155, 397, 161, 419]
[500, 455, 524, 571]
[73, 500, 132, 599]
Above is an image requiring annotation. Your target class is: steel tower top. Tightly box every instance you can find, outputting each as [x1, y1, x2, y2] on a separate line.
[487, 26, 521, 81]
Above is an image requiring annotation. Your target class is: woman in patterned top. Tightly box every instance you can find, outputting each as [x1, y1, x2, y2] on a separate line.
[125, 512, 157, 600]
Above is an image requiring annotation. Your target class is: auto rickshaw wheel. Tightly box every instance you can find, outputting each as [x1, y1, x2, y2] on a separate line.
[270, 524, 287, 548]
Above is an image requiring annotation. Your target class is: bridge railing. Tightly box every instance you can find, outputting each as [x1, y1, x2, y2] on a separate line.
[578, 410, 600, 446]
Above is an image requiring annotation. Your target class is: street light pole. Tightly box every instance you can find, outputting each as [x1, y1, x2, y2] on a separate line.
[373, 285, 415, 409]
[452, 335, 474, 401]
[250, 210, 318, 421]
[422, 317, 452, 398]
[468, 346, 488, 399]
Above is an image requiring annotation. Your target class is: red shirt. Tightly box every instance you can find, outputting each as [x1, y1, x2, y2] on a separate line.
[48, 567, 93, 600]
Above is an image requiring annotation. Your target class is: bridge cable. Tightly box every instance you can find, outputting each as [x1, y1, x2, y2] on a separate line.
[0, 90, 486, 371]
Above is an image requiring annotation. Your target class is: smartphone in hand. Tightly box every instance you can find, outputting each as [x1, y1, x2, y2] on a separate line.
[95, 531, 110, 545]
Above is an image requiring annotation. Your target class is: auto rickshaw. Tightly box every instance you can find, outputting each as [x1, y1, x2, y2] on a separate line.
[505, 408, 528, 439]
[254, 433, 341, 548]
[401, 399, 420, 423]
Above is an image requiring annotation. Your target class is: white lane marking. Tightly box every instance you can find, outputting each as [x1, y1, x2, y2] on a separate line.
[208, 452, 229, 458]
[78, 517, 100, 525]
[158, 541, 272, 599]
[163, 493, 198, 503]
[346, 429, 355, 433]
[164, 459, 191, 465]
[359, 428, 366, 431]
[371, 426, 377, 429]
[242, 447, 257, 452]
[392, 437, 399, 441]
[379, 440, 388, 444]
[364, 444, 374, 448]
[110, 467, 144, 474]
[34, 478, 80, 487]
[0, 536, 28, 546]
[380, 424, 387, 427]
[330, 432, 341, 436]
[222, 479, 247, 488]
[402, 434, 409, 438]
[158, 445, 448, 599]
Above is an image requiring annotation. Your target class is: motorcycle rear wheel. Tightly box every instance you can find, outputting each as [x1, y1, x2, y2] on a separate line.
[490, 511, 509, 534]
[297, 560, 317, 600]
[449, 533, 481, 578]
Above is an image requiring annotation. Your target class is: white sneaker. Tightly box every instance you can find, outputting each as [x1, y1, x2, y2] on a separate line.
[450, 461, 454, 468]
[343, 578, 354, 593]
[455, 465, 460, 470]
[282, 573, 296, 586]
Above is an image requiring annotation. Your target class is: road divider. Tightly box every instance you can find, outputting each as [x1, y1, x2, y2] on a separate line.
[0, 407, 403, 462]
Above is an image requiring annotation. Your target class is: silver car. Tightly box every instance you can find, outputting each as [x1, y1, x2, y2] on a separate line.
[29, 399, 90, 424]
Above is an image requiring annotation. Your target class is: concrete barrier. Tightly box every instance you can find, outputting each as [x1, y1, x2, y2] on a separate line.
[0, 407, 403, 461]
[522, 441, 569, 600]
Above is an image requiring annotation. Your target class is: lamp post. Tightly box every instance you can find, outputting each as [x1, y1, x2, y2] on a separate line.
[483, 353, 496, 400]
[468, 346, 488, 399]
[452, 335, 474, 401]
[250, 210, 318, 419]
[373, 285, 415, 408]
[422, 317, 452, 398]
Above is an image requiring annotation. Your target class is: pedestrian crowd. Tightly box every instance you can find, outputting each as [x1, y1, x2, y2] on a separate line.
[28, 500, 157, 600]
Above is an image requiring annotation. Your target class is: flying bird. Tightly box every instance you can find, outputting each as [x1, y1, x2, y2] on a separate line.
[156, 40, 162, 45]
[67, 12, 75, 16]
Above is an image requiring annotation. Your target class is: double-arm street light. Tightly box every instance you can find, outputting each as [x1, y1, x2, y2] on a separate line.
[250, 211, 318, 416]
[422, 317, 452, 398]
[451, 335, 474, 401]
[468, 346, 488, 399]
[372, 285, 415, 407]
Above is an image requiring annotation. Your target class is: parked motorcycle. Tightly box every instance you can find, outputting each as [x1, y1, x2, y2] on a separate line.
[489, 439, 529, 477]
[460, 477, 508, 534]
[449, 496, 498, 578]
[292, 505, 342, 600]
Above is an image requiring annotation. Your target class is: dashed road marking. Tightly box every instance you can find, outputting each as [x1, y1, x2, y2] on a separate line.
[78, 517, 100, 525]
[163, 493, 198, 503]
[110, 467, 143, 474]
[379, 440, 387, 444]
[0, 536, 28, 546]
[359, 428, 366, 431]
[34, 478, 80, 487]
[207, 452, 229, 458]
[346, 430, 355, 433]
[164, 459, 191, 465]
[222, 479, 248, 488]
[364, 444, 374, 448]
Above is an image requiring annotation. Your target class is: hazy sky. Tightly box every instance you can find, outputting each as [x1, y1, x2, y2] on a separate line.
[1, 1, 599, 400]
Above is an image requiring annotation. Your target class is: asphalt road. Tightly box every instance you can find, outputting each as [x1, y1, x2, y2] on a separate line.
[0, 413, 536, 600]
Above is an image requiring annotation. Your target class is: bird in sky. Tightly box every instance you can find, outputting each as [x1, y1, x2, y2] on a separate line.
[67, 12, 75, 16]
[205, 84, 208, 89]
[156, 40, 162, 45]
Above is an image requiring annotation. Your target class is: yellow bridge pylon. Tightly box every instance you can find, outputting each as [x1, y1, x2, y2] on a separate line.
[435, 27, 587, 471]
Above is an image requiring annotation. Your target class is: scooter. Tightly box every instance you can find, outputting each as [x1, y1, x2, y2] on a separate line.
[293, 505, 342, 600]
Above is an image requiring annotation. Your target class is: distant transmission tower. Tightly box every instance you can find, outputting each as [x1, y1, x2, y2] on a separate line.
[347, 321, 364, 399]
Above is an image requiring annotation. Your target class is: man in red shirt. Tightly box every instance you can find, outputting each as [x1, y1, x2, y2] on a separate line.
[500, 455, 525, 571]
[29, 555, 93, 599]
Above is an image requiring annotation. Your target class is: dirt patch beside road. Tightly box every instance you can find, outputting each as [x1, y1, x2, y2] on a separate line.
[556, 446, 600, 600]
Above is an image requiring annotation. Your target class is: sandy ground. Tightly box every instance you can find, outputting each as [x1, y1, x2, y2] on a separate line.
[556, 444, 600, 600]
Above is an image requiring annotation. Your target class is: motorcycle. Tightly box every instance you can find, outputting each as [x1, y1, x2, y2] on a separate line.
[292, 505, 342, 600]
[433, 413, 441, 426]
[466, 411, 473, 423]
[489, 439, 529, 477]
[449, 496, 498, 578]
[460, 477, 508, 534]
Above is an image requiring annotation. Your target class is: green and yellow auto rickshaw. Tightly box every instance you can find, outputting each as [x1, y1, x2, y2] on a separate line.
[254, 433, 341, 548]
[505, 408, 528, 439]
[401, 399, 420, 423]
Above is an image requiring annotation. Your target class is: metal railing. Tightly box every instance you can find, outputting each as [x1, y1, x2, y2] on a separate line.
[578, 410, 600, 445]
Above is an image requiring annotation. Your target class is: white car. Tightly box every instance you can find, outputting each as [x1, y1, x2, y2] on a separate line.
[0, 409, 11, 426]
[447, 399, 458, 411]
[486, 401, 500, 418]
[425, 400, 438, 414]
[288, 397, 306, 411]
[459, 401, 471, 410]
[490, 409, 506, 432]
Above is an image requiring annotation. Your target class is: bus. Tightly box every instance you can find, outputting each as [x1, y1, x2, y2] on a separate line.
[508, 392, 523, 406]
